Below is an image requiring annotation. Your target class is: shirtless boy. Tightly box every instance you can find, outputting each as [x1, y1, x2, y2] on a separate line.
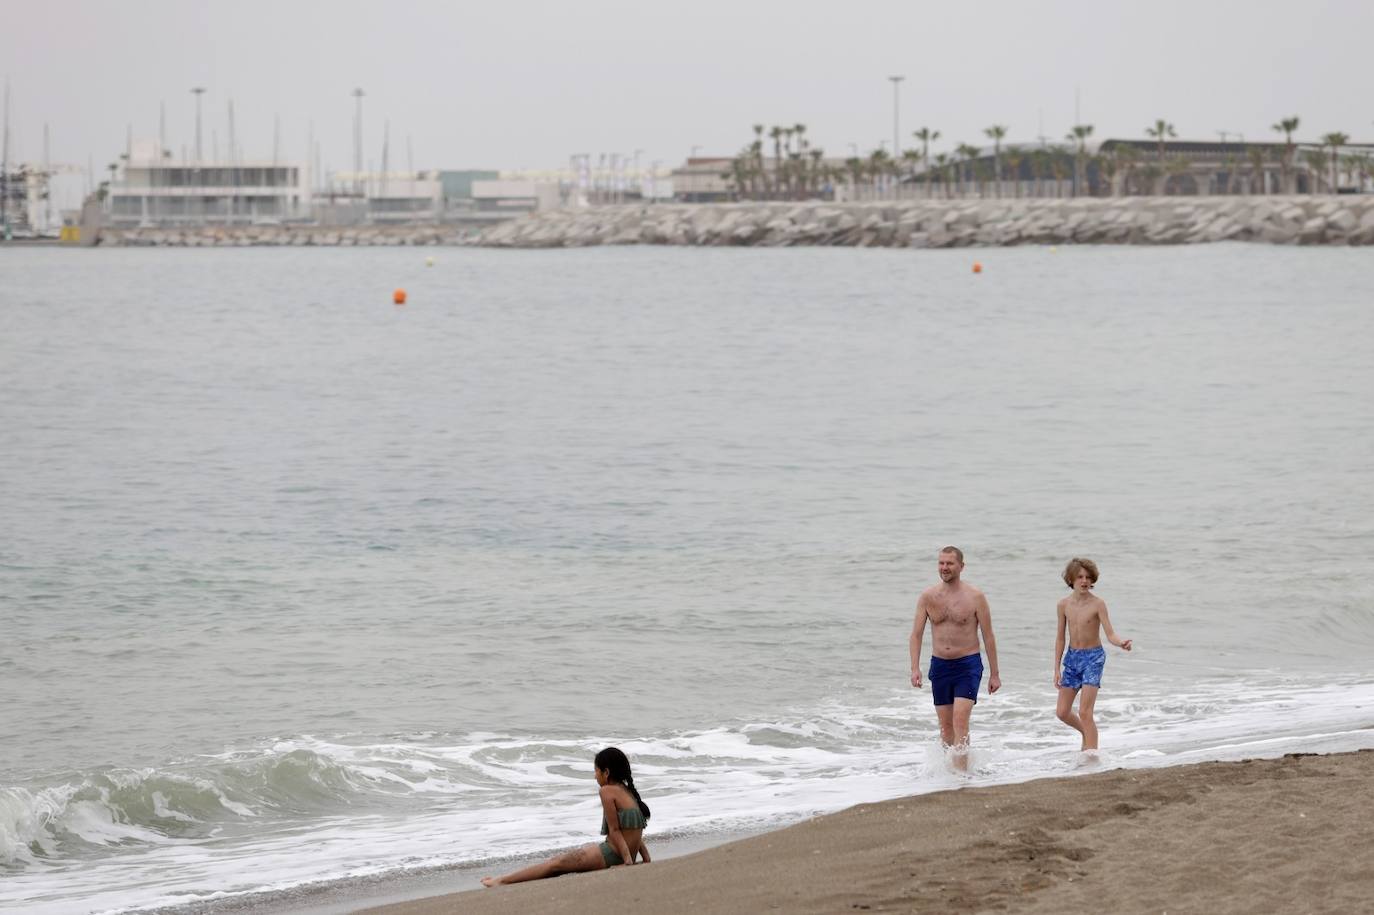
[910, 546, 1001, 771]
[1054, 557, 1132, 751]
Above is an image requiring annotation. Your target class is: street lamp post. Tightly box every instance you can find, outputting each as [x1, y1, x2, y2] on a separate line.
[352, 88, 365, 197]
[888, 76, 905, 200]
[191, 87, 206, 161]
[888, 75, 905, 161]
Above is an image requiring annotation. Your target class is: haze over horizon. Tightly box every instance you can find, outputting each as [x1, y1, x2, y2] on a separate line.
[3, 0, 1371, 175]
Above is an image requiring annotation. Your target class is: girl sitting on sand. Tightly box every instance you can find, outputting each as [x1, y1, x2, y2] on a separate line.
[481, 747, 651, 887]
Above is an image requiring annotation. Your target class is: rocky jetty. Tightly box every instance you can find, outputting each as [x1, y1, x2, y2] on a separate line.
[98, 225, 469, 247]
[477, 196, 1374, 249]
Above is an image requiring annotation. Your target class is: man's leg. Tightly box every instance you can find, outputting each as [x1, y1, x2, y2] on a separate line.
[1077, 685, 1100, 751]
[1056, 686, 1085, 738]
[950, 697, 974, 772]
[935, 703, 955, 748]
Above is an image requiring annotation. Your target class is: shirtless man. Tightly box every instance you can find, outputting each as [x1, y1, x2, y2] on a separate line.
[910, 546, 1001, 771]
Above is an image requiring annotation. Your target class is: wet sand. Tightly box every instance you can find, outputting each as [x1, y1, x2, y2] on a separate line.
[359, 749, 1374, 915]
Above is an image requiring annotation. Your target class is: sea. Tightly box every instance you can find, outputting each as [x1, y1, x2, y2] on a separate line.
[2, 242, 1373, 913]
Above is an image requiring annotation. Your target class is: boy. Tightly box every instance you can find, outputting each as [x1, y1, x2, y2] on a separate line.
[1054, 557, 1131, 751]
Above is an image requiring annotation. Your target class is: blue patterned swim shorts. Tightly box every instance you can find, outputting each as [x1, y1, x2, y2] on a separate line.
[1060, 646, 1106, 689]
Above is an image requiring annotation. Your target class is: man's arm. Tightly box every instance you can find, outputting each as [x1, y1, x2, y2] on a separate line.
[909, 594, 928, 688]
[1054, 602, 1066, 688]
[1099, 602, 1132, 650]
[977, 593, 1001, 693]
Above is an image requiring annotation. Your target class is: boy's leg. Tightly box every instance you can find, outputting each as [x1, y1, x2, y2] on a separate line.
[1077, 685, 1100, 751]
[1056, 686, 1084, 736]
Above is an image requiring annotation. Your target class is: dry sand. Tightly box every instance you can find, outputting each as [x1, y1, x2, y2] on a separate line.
[361, 749, 1374, 915]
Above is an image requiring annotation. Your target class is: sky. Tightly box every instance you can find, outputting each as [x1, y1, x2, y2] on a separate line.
[3, 0, 1372, 175]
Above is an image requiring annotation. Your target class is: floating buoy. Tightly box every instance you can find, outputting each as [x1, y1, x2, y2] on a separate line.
[425, 256, 435, 267]
[1049, 246, 1058, 254]
[393, 288, 407, 305]
[972, 262, 983, 274]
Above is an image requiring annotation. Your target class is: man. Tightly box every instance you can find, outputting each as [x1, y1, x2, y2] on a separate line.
[909, 546, 1001, 770]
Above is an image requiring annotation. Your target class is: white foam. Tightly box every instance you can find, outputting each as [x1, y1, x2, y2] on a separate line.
[4, 673, 1373, 914]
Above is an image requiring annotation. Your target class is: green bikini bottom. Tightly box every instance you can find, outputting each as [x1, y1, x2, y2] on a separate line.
[598, 841, 624, 867]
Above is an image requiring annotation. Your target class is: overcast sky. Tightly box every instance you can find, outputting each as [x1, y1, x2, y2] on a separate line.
[3, 0, 1371, 174]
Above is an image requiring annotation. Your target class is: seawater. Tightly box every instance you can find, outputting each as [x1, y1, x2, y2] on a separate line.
[2, 244, 1373, 913]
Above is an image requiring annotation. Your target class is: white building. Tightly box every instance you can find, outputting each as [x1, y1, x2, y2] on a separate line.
[108, 140, 309, 226]
[470, 179, 562, 216]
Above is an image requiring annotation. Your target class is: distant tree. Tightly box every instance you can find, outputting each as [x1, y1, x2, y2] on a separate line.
[1221, 154, 1242, 195]
[1321, 132, 1350, 192]
[1345, 153, 1372, 194]
[1271, 116, 1300, 193]
[932, 152, 951, 199]
[913, 127, 940, 195]
[1003, 146, 1025, 197]
[1046, 145, 1071, 197]
[1110, 144, 1141, 196]
[1301, 149, 1327, 193]
[1247, 146, 1267, 195]
[955, 143, 981, 196]
[1145, 120, 1177, 177]
[1067, 125, 1094, 197]
[983, 125, 1008, 197]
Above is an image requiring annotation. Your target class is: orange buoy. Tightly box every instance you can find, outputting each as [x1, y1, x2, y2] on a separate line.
[393, 288, 407, 305]
[972, 262, 983, 274]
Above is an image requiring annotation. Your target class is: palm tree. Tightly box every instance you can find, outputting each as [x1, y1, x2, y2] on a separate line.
[1345, 153, 1372, 194]
[983, 125, 1008, 197]
[1301, 150, 1326, 193]
[932, 152, 951, 199]
[1247, 146, 1267, 195]
[901, 149, 922, 193]
[1111, 144, 1140, 196]
[913, 127, 940, 196]
[1047, 146, 1070, 197]
[808, 147, 825, 198]
[1067, 124, 1094, 197]
[1028, 148, 1049, 197]
[767, 126, 786, 198]
[1145, 120, 1177, 182]
[1096, 152, 1118, 198]
[1221, 154, 1241, 195]
[1003, 146, 1025, 197]
[955, 143, 980, 196]
[868, 147, 894, 197]
[1271, 116, 1300, 193]
[1321, 132, 1350, 192]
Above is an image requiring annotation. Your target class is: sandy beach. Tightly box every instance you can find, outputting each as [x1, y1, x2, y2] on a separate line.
[360, 749, 1374, 915]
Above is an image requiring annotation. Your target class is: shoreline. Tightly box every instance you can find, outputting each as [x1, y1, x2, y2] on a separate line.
[351, 747, 1374, 915]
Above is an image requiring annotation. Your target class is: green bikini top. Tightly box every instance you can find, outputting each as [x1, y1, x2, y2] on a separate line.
[600, 805, 648, 835]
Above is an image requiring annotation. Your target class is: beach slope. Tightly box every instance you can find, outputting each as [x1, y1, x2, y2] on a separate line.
[363, 749, 1374, 915]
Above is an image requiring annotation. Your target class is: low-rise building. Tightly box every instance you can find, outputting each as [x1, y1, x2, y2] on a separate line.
[109, 141, 309, 226]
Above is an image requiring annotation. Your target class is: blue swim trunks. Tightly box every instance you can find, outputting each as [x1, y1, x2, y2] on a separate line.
[929, 653, 983, 706]
[1060, 646, 1106, 689]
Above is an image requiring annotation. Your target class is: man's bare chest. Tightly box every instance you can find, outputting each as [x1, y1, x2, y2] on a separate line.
[929, 601, 977, 626]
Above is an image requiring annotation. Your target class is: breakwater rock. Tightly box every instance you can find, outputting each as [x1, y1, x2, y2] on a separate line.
[476, 196, 1374, 249]
[98, 225, 471, 247]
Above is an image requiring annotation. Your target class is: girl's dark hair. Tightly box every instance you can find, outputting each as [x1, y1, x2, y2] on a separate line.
[594, 747, 650, 821]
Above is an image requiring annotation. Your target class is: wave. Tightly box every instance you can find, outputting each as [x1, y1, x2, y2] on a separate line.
[4, 674, 1374, 913]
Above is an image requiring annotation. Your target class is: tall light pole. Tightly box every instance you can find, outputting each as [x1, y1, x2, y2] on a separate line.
[191, 87, 206, 161]
[888, 75, 905, 159]
[352, 88, 365, 196]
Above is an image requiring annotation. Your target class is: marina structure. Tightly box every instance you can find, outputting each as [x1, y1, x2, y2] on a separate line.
[106, 140, 310, 226]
